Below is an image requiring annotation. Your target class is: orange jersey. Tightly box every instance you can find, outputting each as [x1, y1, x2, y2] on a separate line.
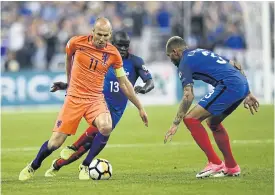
[66, 35, 123, 98]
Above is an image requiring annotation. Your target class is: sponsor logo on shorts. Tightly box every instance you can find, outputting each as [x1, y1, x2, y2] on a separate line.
[56, 120, 62, 128]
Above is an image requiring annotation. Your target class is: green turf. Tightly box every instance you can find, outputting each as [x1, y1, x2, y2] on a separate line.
[1, 105, 274, 195]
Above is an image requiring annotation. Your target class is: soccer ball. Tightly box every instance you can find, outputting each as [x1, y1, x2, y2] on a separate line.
[89, 158, 112, 180]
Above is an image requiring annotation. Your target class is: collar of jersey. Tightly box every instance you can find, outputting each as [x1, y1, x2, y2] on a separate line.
[182, 49, 191, 56]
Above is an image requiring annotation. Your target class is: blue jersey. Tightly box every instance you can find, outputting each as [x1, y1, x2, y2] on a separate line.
[103, 53, 152, 112]
[178, 48, 247, 89]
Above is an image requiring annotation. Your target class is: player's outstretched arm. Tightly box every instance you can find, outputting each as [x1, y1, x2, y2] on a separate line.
[164, 84, 194, 143]
[117, 75, 148, 127]
[134, 79, 154, 94]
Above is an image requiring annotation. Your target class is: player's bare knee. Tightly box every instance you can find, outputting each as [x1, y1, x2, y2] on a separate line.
[97, 121, 112, 136]
[183, 116, 205, 129]
[184, 113, 201, 121]
[48, 135, 66, 149]
[48, 132, 67, 150]
[183, 115, 201, 123]
[47, 139, 62, 150]
[183, 114, 192, 120]
[99, 125, 112, 136]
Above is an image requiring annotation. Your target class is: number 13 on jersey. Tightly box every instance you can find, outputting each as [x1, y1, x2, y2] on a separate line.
[110, 81, 119, 92]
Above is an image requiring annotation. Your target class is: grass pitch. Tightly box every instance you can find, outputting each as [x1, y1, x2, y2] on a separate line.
[1, 105, 274, 195]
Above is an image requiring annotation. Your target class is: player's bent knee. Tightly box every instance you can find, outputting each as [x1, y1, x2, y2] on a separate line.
[184, 105, 211, 122]
[184, 114, 204, 122]
[183, 115, 193, 120]
[47, 140, 62, 151]
[183, 117, 201, 125]
[98, 124, 112, 136]
[48, 132, 67, 150]
[97, 120, 112, 136]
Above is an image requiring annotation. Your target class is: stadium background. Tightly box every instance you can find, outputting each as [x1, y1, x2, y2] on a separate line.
[1, 1, 274, 107]
[1, 2, 274, 195]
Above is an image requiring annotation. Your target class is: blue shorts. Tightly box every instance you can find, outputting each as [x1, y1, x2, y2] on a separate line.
[198, 82, 250, 116]
[107, 103, 124, 130]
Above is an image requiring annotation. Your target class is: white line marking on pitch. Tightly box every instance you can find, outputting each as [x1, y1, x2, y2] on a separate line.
[1, 139, 274, 153]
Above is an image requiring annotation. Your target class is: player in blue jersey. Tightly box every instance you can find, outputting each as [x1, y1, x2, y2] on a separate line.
[164, 36, 259, 178]
[44, 31, 154, 177]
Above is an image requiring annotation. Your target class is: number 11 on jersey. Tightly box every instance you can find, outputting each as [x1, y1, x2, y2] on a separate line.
[89, 58, 98, 70]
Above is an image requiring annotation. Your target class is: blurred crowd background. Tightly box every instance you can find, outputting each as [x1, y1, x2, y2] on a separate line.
[1, 1, 274, 72]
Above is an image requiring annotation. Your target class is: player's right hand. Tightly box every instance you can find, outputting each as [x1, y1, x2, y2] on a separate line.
[139, 108, 148, 127]
[134, 86, 146, 94]
[164, 124, 179, 144]
[50, 82, 68, 92]
[243, 93, 259, 115]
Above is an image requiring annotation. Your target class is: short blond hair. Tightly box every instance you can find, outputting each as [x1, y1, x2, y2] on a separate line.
[166, 36, 187, 53]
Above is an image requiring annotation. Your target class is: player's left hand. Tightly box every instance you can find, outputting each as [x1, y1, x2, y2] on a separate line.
[244, 93, 260, 115]
[164, 124, 179, 144]
[134, 86, 146, 94]
[50, 82, 68, 92]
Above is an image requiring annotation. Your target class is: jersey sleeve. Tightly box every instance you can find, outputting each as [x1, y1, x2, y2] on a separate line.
[178, 60, 194, 88]
[134, 56, 152, 82]
[65, 36, 78, 56]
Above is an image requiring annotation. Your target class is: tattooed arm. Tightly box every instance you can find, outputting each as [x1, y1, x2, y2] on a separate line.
[173, 84, 194, 125]
[164, 84, 194, 143]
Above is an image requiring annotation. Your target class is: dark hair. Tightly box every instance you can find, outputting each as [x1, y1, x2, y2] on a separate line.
[112, 31, 130, 45]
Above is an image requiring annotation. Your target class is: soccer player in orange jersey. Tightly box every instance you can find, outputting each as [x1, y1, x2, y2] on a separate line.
[19, 18, 148, 181]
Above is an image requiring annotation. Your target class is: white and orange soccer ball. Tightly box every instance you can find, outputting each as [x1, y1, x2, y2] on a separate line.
[89, 158, 112, 180]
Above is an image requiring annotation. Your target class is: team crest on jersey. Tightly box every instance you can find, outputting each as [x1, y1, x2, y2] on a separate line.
[102, 53, 110, 66]
[179, 72, 182, 79]
[56, 120, 62, 128]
